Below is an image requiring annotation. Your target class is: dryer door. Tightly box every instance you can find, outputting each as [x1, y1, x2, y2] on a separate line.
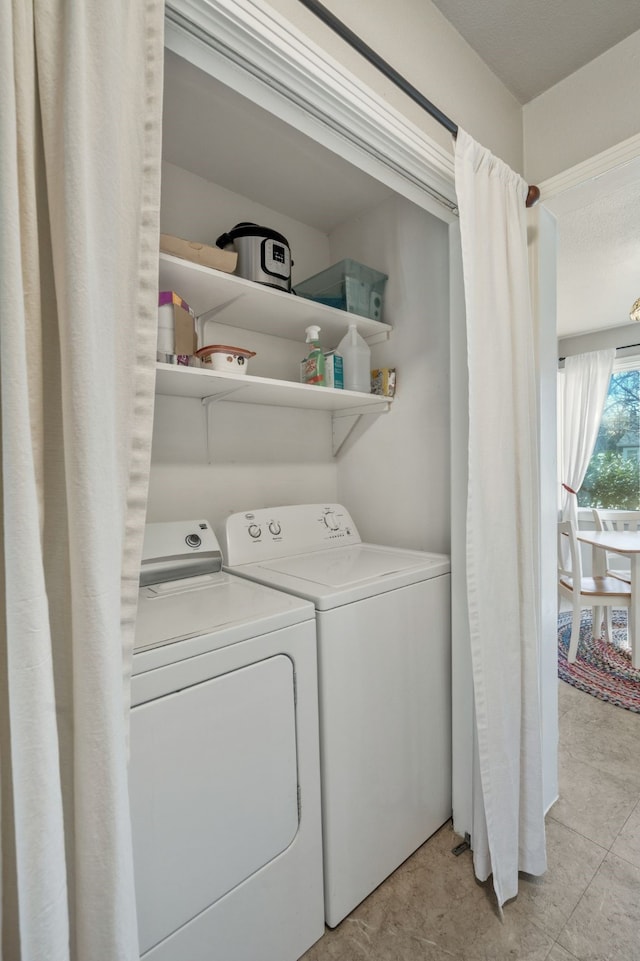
[130, 654, 299, 954]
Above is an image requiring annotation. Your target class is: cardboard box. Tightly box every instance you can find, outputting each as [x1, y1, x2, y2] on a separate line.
[371, 368, 396, 397]
[324, 350, 344, 389]
[158, 291, 197, 358]
[160, 233, 238, 273]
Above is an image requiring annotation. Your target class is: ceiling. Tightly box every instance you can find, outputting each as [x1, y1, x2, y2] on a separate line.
[431, 0, 640, 104]
[162, 51, 392, 234]
[429, 0, 640, 339]
[546, 158, 640, 339]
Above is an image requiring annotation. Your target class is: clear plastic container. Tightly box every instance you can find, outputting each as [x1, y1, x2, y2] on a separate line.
[294, 259, 388, 321]
[337, 324, 371, 393]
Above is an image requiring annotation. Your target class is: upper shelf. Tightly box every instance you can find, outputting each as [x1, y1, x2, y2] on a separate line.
[158, 252, 392, 347]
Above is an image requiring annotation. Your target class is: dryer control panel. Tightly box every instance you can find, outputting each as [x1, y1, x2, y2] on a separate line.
[224, 504, 361, 565]
[140, 520, 222, 586]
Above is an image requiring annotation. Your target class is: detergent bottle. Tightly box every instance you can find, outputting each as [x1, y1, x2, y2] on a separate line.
[301, 326, 326, 386]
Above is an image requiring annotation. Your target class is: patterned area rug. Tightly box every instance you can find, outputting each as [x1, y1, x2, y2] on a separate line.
[558, 610, 640, 713]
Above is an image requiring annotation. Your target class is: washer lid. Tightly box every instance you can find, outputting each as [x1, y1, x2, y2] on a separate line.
[235, 544, 450, 609]
[264, 545, 426, 586]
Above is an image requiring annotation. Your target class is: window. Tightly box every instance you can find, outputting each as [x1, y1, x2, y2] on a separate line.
[578, 360, 640, 509]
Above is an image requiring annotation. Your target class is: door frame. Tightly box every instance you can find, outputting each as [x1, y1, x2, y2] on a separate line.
[164, 0, 560, 842]
[528, 131, 640, 816]
[538, 132, 640, 204]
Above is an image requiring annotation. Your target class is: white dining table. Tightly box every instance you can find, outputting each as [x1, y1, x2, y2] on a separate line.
[576, 529, 640, 668]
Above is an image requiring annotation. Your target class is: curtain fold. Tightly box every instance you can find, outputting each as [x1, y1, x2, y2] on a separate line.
[558, 349, 615, 528]
[454, 128, 547, 907]
[0, 2, 164, 958]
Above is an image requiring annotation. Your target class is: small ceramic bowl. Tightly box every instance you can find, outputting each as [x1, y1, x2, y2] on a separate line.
[195, 344, 256, 374]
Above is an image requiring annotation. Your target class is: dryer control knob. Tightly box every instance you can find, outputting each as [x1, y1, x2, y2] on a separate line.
[268, 521, 281, 536]
[248, 524, 261, 539]
[185, 533, 202, 549]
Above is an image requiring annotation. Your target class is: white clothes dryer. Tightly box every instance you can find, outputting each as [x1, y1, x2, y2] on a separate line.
[223, 504, 452, 927]
[129, 520, 324, 961]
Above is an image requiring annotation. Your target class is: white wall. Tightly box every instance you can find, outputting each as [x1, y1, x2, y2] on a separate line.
[147, 396, 337, 544]
[268, 0, 524, 174]
[160, 162, 333, 289]
[524, 29, 640, 183]
[448, 220, 473, 834]
[559, 323, 640, 359]
[330, 196, 451, 553]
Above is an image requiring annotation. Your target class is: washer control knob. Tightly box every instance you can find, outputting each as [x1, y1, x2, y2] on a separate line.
[185, 533, 202, 549]
[268, 521, 282, 536]
[248, 524, 261, 539]
[324, 512, 339, 531]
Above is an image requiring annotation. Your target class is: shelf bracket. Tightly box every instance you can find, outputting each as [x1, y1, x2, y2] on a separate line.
[200, 386, 249, 406]
[201, 385, 250, 463]
[364, 329, 391, 346]
[331, 400, 391, 456]
[195, 293, 247, 346]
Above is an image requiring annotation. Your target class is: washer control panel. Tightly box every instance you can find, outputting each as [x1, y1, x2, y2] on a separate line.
[224, 504, 361, 566]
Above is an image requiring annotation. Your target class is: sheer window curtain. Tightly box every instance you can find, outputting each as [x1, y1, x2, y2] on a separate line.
[0, 2, 164, 959]
[454, 129, 547, 907]
[558, 350, 615, 528]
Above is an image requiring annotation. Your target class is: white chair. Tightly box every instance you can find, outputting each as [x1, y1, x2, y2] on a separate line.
[558, 520, 631, 662]
[591, 509, 640, 640]
[591, 509, 640, 582]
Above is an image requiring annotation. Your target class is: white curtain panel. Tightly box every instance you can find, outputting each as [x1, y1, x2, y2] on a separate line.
[454, 129, 547, 906]
[0, 2, 164, 958]
[559, 349, 615, 527]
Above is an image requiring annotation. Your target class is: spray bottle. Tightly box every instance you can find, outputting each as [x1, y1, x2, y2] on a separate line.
[301, 325, 326, 386]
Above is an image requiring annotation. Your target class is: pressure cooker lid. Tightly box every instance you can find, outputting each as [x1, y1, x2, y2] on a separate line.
[216, 222, 290, 249]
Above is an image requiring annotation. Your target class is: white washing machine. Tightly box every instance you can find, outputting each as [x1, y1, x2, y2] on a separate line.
[223, 504, 452, 927]
[129, 520, 324, 961]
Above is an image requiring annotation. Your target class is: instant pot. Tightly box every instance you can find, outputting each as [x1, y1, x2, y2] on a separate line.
[215, 222, 292, 292]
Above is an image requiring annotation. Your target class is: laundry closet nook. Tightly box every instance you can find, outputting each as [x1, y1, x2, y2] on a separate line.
[147, 48, 452, 554]
[133, 12, 456, 960]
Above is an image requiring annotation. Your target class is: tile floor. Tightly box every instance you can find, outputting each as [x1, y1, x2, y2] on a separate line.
[302, 680, 640, 961]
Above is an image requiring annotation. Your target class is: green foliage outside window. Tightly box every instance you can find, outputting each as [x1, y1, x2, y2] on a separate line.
[579, 452, 640, 509]
[578, 369, 640, 509]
